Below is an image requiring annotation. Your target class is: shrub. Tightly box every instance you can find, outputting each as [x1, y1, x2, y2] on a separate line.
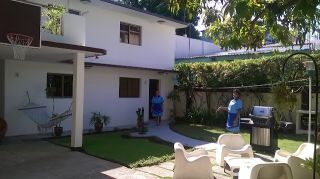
[185, 107, 226, 127]
[175, 53, 320, 89]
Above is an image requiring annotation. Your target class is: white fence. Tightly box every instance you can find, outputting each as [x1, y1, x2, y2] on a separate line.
[175, 35, 222, 58]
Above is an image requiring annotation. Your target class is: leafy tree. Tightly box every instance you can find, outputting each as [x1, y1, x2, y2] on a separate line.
[168, 0, 320, 50]
[42, 4, 65, 35]
[119, 0, 200, 39]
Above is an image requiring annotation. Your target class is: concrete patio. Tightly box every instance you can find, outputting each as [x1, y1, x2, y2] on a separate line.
[0, 121, 273, 179]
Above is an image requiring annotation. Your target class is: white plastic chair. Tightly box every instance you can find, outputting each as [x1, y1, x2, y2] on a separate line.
[173, 142, 214, 179]
[239, 162, 293, 179]
[274, 143, 320, 179]
[215, 133, 254, 166]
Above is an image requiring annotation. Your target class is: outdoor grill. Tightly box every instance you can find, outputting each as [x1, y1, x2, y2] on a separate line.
[249, 106, 278, 153]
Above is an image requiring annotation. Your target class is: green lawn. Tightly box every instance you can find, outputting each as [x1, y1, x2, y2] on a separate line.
[170, 123, 309, 153]
[48, 132, 174, 168]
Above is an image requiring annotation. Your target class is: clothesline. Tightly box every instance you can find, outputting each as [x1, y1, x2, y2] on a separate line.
[179, 79, 309, 90]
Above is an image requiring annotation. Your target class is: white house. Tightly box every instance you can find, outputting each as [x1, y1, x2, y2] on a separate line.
[0, 0, 186, 146]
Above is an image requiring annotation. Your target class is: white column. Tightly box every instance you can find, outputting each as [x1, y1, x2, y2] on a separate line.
[71, 52, 85, 148]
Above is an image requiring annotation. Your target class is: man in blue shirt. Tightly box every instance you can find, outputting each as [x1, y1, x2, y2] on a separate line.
[216, 89, 243, 133]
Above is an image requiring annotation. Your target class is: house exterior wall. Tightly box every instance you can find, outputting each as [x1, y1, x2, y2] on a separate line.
[80, 3, 176, 69]
[3, 1, 177, 136]
[28, 0, 177, 69]
[4, 60, 173, 136]
[4, 60, 73, 136]
[84, 65, 173, 129]
[0, 60, 4, 118]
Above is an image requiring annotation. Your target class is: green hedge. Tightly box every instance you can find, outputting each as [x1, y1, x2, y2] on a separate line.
[175, 53, 320, 88]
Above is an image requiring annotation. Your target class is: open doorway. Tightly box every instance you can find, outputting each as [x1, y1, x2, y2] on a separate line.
[149, 79, 159, 120]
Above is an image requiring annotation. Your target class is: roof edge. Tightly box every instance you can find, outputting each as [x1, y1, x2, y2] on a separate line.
[86, 62, 177, 73]
[42, 41, 106, 56]
[99, 0, 188, 27]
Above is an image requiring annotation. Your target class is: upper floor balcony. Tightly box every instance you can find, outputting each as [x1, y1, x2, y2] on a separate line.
[41, 8, 86, 46]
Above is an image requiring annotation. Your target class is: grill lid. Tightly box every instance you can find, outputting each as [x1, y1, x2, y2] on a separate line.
[250, 106, 273, 117]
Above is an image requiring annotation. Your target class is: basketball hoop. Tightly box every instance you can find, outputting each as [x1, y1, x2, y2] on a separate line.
[7, 33, 33, 60]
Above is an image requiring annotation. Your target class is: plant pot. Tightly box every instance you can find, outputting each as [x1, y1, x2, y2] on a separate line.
[94, 122, 103, 133]
[0, 118, 7, 142]
[54, 126, 63, 137]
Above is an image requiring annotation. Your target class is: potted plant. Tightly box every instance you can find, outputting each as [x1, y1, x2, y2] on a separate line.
[90, 112, 110, 133]
[50, 113, 63, 137]
[46, 84, 63, 136]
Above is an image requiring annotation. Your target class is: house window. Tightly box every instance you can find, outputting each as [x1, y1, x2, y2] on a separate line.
[119, 77, 140, 98]
[47, 73, 73, 98]
[120, 22, 141, 46]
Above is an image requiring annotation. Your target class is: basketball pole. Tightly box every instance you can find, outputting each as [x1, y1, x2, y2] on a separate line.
[305, 61, 315, 143]
[308, 75, 312, 142]
[283, 53, 318, 179]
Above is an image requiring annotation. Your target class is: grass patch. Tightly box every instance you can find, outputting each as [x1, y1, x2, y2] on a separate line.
[48, 131, 174, 168]
[170, 123, 308, 153]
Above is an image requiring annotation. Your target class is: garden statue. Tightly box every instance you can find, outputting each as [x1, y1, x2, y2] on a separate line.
[136, 107, 147, 134]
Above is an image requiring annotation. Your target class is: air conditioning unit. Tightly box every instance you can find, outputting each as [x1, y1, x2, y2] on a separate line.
[80, 0, 91, 4]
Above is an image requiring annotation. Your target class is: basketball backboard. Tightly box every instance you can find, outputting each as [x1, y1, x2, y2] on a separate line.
[0, 0, 41, 48]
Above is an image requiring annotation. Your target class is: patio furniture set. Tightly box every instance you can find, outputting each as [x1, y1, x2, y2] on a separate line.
[173, 133, 320, 179]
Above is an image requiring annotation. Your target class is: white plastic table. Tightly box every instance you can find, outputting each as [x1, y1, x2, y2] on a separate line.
[224, 156, 264, 178]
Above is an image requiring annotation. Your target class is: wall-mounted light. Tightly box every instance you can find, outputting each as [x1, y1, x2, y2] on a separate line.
[85, 64, 93, 69]
[158, 71, 168, 75]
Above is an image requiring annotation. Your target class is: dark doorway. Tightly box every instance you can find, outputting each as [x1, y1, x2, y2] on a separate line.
[301, 87, 308, 110]
[149, 79, 159, 120]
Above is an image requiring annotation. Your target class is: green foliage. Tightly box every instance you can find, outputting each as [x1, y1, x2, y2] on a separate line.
[90, 112, 110, 126]
[271, 82, 297, 121]
[120, 0, 200, 38]
[130, 154, 174, 168]
[169, 0, 320, 50]
[175, 53, 320, 89]
[185, 107, 226, 126]
[303, 155, 320, 177]
[42, 4, 65, 35]
[167, 90, 181, 102]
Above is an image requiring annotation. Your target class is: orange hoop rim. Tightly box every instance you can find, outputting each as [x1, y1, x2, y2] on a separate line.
[7, 33, 33, 46]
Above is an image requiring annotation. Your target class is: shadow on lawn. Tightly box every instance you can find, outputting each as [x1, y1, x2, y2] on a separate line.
[170, 123, 225, 142]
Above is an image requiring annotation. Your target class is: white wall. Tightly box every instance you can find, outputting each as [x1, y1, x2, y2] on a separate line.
[4, 60, 173, 136]
[84, 66, 173, 129]
[27, 0, 177, 69]
[0, 60, 4, 118]
[68, 1, 176, 70]
[175, 35, 222, 58]
[42, 13, 86, 46]
[4, 60, 73, 136]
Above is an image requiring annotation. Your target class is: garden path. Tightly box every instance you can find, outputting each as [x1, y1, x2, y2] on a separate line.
[131, 120, 209, 147]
